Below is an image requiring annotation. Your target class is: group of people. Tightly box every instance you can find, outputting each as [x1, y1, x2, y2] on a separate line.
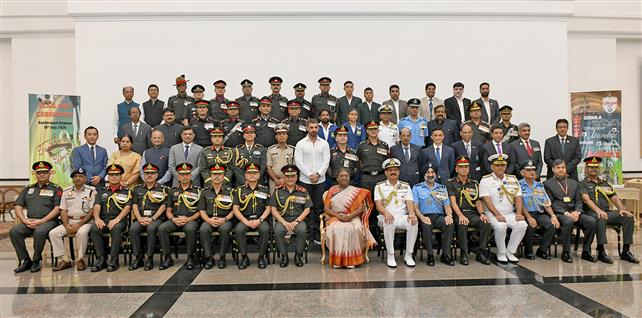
[9, 75, 638, 274]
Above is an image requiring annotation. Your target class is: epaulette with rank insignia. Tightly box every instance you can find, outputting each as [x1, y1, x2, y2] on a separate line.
[376, 180, 387, 186]
[295, 185, 307, 193]
[482, 173, 493, 179]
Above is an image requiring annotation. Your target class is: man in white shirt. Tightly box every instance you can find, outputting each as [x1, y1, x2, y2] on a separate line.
[444, 82, 472, 125]
[419, 82, 444, 121]
[294, 119, 330, 242]
[374, 158, 418, 268]
[377, 105, 399, 148]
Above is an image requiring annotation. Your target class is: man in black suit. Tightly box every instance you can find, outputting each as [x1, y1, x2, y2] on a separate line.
[142, 84, 166, 127]
[544, 119, 582, 180]
[509, 123, 543, 179]
[452, 123, 483, 181]
[336, 81, 362, 124]
[391, 127, 422, 186]
[357, 87, 381, 125]
[444, 82, 471, 125]
[481, 125, 514, 175]
[543, 159, 597, 263]
[426, 104, 459, 147]
[472, 82, 499, 125]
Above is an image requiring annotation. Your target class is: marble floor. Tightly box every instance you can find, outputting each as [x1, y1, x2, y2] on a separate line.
[0, 230, 640, 317]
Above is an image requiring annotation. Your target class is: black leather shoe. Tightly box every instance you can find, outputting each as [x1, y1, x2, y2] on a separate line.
[217, 257, 227, 269]
[238, 255, 250, 270]
[257, 256, 267, 269]
[460, 253, 469, 265]
[129, 256, 144, 271]
[91, 257, 108, 272]
[581, 251, 597, 263]
[561, 251, 573, 263]
[14, 258, 32, 273]
[203, 256, 214, 269]
[294, 253, 304, 267]
[536, 249, 551, 260]
[186, 256, 195, 270]
[475, 251, 491, 265]
[29, 260, 42, 273]
[426, 255, 435, 266]
[597, 251, 613, 264]
[106, 258, 119, 272]
[144, 257, 154, 271]
[441, 255, 455, 266]
[280, 254, 289, 268]
[159, 255, 173, 270]
[620, 251, 640, 264]
[524, 250, 536, 260]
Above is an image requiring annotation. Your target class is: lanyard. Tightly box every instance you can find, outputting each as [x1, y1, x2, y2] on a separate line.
[556, 178, 568, 196]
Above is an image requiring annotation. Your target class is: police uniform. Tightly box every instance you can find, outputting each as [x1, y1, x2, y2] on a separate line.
[269, 76, 289, 121]
[311, 77, 338, 119]
[198, 164, 235, 269]
[190, 100, 216, 147]
[90, 164, 133, 272]
[237, 79, 261, 122]
[327, 125, 360, 184]
[10, 161, 62, 273]
[198, 129, 236, 187]
[234, 126, 267, 186]
[183, 84, 205, 121]
[412, 167, 455, 265]
[479, 154, 527, 263]
[167, 75, 195, 122]
[374, 159, 418, 268]
[292, 83, 314, 119]
[463, 102, 491, 144]
[266, 124, 295, 193]
[282, 100, 308, 146]
[446, 156, 491, 265]
[498, 106, 519, 144]
[49, 169, 96, 270]
[377, 105, 400, 148]
[579, 156, 637, 263]
[128, 164, 169, 270]
[233, 163, 271, 269]
[209, 80, 230, 122]
[271, 165, 313, 267]
[221, 101, 245, 147]
[398, 98, 429, 148]
[158, 163, 202, 270]
[356, 121, 390, 204]
[518, 160, 556, 259]
[253, 97, 280, 147]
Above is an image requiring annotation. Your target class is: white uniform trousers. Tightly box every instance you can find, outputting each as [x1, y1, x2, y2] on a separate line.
[377, 214, 418, 254]
[48, 221, 93, 260]
[485, 212, 527, 256]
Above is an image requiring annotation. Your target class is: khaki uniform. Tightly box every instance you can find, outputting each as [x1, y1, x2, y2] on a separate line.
[49, 185, 96, 260]
[266, 144, 295, 193]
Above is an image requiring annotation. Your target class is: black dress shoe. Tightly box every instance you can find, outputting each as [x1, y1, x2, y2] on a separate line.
[238, 255, 250, 270]
[581, 251, 597, 263]
[440, 255, 455, 266]
[218, 257, 227, 269]
[106, 258, 119, 272]
[257, 256, 267, 269]
[475, 252, 491, 265]
[294, 253, 304, 267]
[561, 251, 573, 263]
[144, 257, 154, 271]
[186, 256, 195, 270]
[14, 258, 32, 273]
[597, 251, 613, 264]
[460, 253, 469, 265]
[203, 256, 214, 269]
[91, 257, 108, 272]
[129, 256, 144, 270]
[159, 256, 173, 270]
[29, 260, 42, 273]
[620, 251, 640, 264]
[426, 255, 435, 267]
[536, 249, 551, 260]
[280, 254, 289, 268]
[524, 250, 536, 260]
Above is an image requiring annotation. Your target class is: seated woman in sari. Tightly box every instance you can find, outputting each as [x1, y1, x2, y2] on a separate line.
[322, 168, 376, 268]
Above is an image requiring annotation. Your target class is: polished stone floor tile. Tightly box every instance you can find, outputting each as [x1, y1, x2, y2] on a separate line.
[563, 281, 642, 318]
[0, 293, 151, 317]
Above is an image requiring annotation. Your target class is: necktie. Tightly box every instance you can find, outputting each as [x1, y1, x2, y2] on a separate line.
[560, 138, 566, 154]
[465, 143, 471, 157]
[184, 145, 189, 160]
[90, 146, 96, 161]
[496, 143, 502, 154]
[525, 140, 533, 156]
[404, 147, 410, 162]
[428, 99, 433, 119]
[133, 124, 139, 137]
[436, 147, 441, 165]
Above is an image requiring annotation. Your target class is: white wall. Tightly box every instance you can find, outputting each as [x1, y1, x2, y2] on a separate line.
[616, 39, 642, 172]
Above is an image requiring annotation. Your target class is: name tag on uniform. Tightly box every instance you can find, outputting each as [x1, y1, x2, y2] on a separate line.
[298, 125, 307, 132]
[115, 193, 129, 201]
[234, 125, 243, 133]
[204, 123, 214, 130]
[151, 191, 165, 199]
[343, 160, 350, 168]
[143, 210, 153, 217]
[267, 122, 277, 128]
[533, 147, 540, 152]
[39, 190, 54, 197]
[217, 195, 232, 203]
[220, 104, 228, 110]
[28, 188, 35, 195]
[303, 104, 310, 111]
[563, 197, 571, 203]
[292, 196, 307, 204]
[279, 101, 287, 107]
[479, 126, 490, 133]
[476, 167, 481, 171]
[345, 153, 358, 161]
[184, 101, 190, 106]
[249, 102, 258, 107]
[255, 191, 268, 199]
[327, 100, 336, 107]
[377, 148, 388, 156]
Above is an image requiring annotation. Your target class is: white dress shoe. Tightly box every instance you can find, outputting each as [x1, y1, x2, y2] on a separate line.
[404, 253, 416, 267]
[506, 252, 519, 263]
[497, 254, 508, 263]
[387, 254, 397, 268]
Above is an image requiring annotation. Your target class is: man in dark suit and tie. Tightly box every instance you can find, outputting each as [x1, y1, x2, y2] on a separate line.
[391, 127, 422, 186]
[336, 81, 363, 124]
[382, 84, 408, 123]
[120, 106, 152, 155]
[509, 123, 543, 179]
[472, 82, 499, 125]
[71, 126, 108, 186]
[444, 82, 471, 125]
[481, 125, 514, 175]
[426, 104, 460, 147]
[419, 128, 455, 184]
[452, 123, 483, 181]
[544, 119, 582, 180]
[357, 87, 381, 125]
